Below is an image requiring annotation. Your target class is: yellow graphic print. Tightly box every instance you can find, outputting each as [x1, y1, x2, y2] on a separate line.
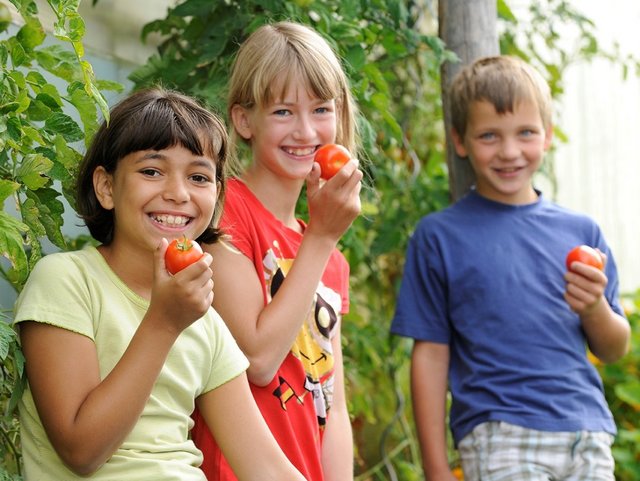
[263, 242, 340, 427]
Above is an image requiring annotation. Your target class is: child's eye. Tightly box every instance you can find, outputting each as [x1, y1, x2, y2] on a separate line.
[273, 109, 291, 116]
[190, 173, 211, 184]
[140, 168, 161, 177]
[479, 132, 496, 141]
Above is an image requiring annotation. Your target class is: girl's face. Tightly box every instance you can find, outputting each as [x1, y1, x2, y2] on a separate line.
[232, 75, 337, 181]
[453, 99, 553, 205]
[94, 144, 218, 255]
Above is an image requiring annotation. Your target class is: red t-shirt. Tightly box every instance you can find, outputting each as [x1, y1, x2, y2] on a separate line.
[191, 179, 350, 481]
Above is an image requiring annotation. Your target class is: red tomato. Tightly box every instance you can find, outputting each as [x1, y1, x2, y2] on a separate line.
[315, 144, 351, 180]
[165, 237, 203, 274]
[565, 245, 604, 271]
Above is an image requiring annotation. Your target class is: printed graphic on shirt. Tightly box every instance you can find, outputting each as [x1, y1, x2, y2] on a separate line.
[263, 242, 340, 427]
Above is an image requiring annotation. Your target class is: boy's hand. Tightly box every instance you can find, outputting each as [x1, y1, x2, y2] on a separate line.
[148, 238, 214, 334]
[564, 250, 608, 316]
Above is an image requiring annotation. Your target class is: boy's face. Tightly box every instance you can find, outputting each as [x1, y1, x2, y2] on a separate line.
[452, 99, 553, 205]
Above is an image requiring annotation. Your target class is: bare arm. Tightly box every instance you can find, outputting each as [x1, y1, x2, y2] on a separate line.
[322, 326, 354, 481]
[20, 241, 214, 475]
[564, 259, 630, 363]
[411, 341, 458, 481]
[196, 374, 306, 481]
[207, 162, 362, 386]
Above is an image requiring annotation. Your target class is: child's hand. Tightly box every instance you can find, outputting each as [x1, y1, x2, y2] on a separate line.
[148, 238, 214, 334]
[564, 249, 608, 316]
[305, 158, 362, 241]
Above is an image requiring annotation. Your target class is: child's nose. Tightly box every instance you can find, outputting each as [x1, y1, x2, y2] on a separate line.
[499, 137, 520, 159]
[163, 177, 190, 202]
[292, 114, 314, 140]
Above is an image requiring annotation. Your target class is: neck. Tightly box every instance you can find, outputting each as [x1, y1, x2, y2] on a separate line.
[97, 244, 154, 299]
[241, 169, 302, 229]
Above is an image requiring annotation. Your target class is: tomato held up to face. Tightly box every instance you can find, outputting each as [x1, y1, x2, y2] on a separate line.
[165, 237, 204, 274]
[315, 144, 351, 180]
[565, 245, 604, 271]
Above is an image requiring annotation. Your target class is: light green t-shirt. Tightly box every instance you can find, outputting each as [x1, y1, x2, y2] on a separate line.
[14, 246, 249, 481]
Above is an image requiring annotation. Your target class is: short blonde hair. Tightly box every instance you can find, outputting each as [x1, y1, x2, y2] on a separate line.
[228, 21, 358, 155]
[449, 56, 553, 138]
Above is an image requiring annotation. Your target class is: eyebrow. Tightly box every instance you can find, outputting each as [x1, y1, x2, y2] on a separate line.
[136, 152, 217, 170]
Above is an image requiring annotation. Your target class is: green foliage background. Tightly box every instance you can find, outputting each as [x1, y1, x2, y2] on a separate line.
[0, 0, 120, 478]
[1, 0, 639, 480]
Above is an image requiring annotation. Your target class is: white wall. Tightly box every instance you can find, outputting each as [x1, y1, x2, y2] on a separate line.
[550, 1, 640, 293]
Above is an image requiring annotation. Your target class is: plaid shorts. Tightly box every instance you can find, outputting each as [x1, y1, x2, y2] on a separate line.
[458, 421, 615, 481]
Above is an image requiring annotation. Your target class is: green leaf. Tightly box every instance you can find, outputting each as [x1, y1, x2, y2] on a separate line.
[5, 116, 22, 141]
[363, 63, 389, 96]
[172, 0, 218, 17]
[44, 111, 83, 142]
[0, 211, 29, 285]
[0, 179, 20, 204]
[0, 322, 13, 360]
[25, 69, 49, 90]
[68, 84, 98, 139]
[34, 45, 82, 83]
[16, 16, 46, 52]
[345, 44, 366, 72]
[53, 12, 85, 43]
[497, 0, 517, 22]
[24, 188, 67, 249]
[7, 36, 28, 67]
[615, 381, 640, 408]
[94, 79, 124, 93]
[84, 81, 110, 125]
[15, 153, 53, 189]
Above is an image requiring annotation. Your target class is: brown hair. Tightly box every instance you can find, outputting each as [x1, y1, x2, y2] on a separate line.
[76, 87, 228, 245]
[449, 56, 553, 139]
[228, 21, 358, 157]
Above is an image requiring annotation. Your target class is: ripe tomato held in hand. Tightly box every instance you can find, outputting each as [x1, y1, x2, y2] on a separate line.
[165, 237, 203, 274]
[565, 245, 604, 271]
[315, 144, 351, 180]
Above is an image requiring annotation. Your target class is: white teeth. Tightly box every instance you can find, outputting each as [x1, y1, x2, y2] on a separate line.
[152, 214, 189, 226]
[285, 147, 315, 156]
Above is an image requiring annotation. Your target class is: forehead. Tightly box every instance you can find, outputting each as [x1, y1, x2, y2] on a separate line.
[467, 99, 543, 127]
[265, 72, 310, 103]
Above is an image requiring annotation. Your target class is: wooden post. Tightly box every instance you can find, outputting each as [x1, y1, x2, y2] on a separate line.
[439, 0, 500, 201]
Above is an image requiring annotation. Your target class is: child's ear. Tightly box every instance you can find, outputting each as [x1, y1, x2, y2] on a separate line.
[451, 128, 468, 158]
[544, 124, 554, 150]
[230, 104, 253, 140]
[93, 166, 114, 210]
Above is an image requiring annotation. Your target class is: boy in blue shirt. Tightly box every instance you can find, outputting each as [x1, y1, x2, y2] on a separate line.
[390, 56, 630, 481]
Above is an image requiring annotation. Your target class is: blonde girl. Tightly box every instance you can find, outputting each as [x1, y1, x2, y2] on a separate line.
[191, 21, 363, 481]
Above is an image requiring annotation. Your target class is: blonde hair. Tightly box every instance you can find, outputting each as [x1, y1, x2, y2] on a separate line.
[228, 21, 358, 156]
[449, 56, 553, 139]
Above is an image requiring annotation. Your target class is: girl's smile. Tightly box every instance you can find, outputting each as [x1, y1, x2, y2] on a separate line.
[232, 75, 337, 182]
[94, 144, 218, 262]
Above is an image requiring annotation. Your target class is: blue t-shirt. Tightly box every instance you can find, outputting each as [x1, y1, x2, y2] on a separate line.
[390, 190, 624, 445]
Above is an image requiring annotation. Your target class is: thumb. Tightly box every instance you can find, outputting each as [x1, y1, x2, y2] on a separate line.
[306, 162, 321, 198]
[155, 238, 170, 276]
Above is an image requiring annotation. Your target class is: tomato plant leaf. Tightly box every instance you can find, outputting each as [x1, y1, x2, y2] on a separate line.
[44, 111, 83, 142]
[23, 188, 67, 250]
[15, 153, 53, 190]
[0, 180, 20, 204]
[0, 211, 29, 286]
